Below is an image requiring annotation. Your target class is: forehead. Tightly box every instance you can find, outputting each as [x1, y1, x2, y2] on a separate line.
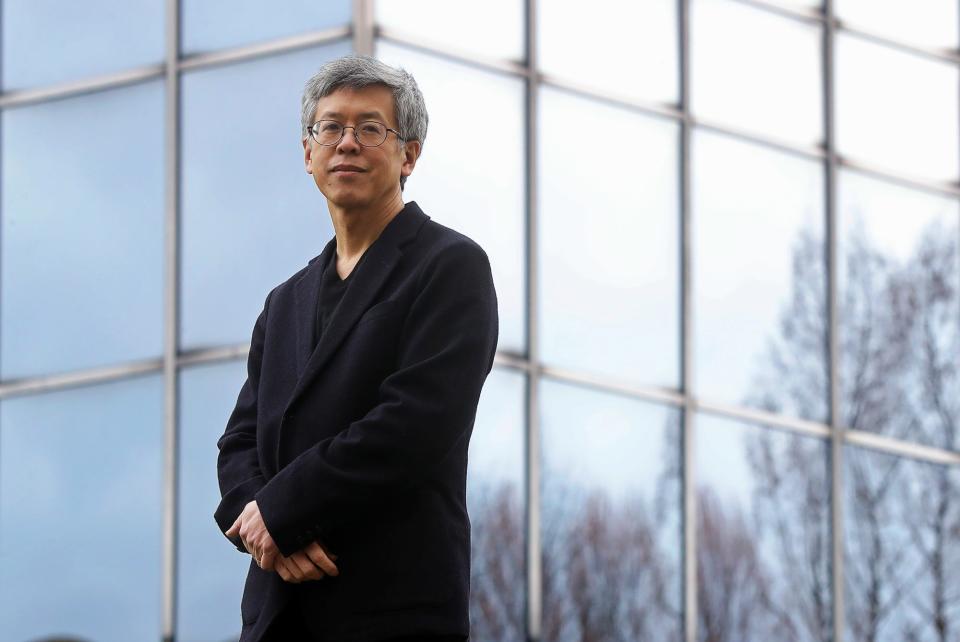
[313, 85, 396, 123]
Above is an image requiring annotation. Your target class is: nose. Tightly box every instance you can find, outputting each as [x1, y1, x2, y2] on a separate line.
[335, 126, 362, 152]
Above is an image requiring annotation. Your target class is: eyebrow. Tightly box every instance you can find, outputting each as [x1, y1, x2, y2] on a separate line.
[318, 110, 387, 121]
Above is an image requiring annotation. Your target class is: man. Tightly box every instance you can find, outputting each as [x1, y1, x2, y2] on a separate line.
[214, 55, 498, 642]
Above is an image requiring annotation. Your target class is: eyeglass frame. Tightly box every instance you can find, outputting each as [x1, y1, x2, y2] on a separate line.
[306, 119, 406, 147]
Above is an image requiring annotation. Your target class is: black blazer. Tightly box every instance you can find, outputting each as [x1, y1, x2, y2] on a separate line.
[214, 202, 499, 641]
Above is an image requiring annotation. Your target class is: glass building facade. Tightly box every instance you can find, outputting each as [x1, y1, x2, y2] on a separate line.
[0, 1, 958, 641]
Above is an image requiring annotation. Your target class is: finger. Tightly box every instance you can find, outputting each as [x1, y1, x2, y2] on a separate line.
[305, 541, 339, 576]
[276, 558, 294, 583]
[287, 556, 309, 583]
[260, 549, 277, 572]
[292, 552, 324, 581]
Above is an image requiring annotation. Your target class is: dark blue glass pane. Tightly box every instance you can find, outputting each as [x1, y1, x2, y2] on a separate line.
[0, 375, 163, 641]
[2, 81, 165, 379]
[2, 0, 164, 90]
[177, 360, 250, 642]
[181, 0, 351, 54]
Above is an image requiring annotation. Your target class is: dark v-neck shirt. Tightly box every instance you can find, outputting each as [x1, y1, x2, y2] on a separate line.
[313, 248, 366, 350]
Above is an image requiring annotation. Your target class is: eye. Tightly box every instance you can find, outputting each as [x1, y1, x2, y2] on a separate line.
[360, 122, 384, 134]
[319, 121, 342, 133]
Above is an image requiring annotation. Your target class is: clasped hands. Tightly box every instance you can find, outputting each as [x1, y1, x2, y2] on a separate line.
[225, 500, 339, 584]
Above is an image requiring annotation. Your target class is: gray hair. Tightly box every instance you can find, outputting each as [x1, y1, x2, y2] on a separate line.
[301, 55, 428, 190]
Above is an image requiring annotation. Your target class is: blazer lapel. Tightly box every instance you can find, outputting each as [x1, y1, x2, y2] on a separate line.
[285, 202, 429, 414]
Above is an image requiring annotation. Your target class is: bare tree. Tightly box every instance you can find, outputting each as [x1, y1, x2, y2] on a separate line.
[747, 216, 960, 642]
[697, 486, 775, 642]
[469, 479, 525, 641]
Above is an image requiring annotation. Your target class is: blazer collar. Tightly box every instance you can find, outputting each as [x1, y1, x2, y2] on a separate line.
[287, 201, 429, 411]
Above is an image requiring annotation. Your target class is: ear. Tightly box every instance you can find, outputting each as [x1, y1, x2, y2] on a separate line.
[400, 139, 422, 179]
[303, 137, 314, 175]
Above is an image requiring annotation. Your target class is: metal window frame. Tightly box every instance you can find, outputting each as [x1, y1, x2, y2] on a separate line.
[0, 1, 959, 641]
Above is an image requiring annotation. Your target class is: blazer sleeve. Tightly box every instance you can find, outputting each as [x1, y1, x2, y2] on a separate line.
[254, 241, 499, 557]
[213, 289, 273, 553]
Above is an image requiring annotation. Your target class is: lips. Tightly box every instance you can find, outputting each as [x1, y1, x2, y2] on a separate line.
[331, 164, 366, 173]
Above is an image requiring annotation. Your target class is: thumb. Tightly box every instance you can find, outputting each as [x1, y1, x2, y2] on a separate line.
[225, 515, 241, 538]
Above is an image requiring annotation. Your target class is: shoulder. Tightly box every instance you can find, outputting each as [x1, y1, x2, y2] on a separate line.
[417, 217, 490, 266]
[412, 218, 492, 288]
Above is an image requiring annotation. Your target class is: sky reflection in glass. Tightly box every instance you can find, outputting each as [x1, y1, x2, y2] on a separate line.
[693, 130, 826, 422]
[1, 81, 164, 379]
[697, 414, 831, 642]
[177, 361, 251, 642]
[0, 375, 163, 642]
[2, 0, 163, 90]
[838, 170, 959, 450]
[539, 87, 679, 388]
[540, 378, 681, 640]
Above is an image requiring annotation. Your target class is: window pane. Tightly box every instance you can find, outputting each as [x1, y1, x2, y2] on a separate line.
[376, 43, 526, 354]
[181, 0, 350, 55]
[2, 81, 164, 379]
[181, 43, 349, 350]
[376, 0, 522, 62]
[2, 0, 164, 90]
[539, 0, 677, 105]
[693, 130, 827, 421]
[178, 361, 250, 642]
[836, 0, 957, 50]
[541, 379, 682, 640]
[836, 35, 958, 182]
[539, 87, 679, 388]
[692, 0, 822, 147]
[845, 446, 960, 641]
[838, 171, 960, 450]
[467, 367, 525, 641]
[0, 375, 163, 642]
[697, 415, 831, 641]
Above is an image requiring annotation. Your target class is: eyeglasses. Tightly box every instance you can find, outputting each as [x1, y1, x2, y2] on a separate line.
[307, 120, 404, 147]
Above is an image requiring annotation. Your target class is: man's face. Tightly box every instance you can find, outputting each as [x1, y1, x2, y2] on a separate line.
[303, 85, 419, 212]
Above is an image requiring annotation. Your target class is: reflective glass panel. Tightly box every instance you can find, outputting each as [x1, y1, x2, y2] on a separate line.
[181, 0, 350, 54]
[376, 0, 522, 62]
[178, 361, 250, 642]
[697, 414, 832, 642]
[2, 0, 164, 90]
[845, 446, 960, 641]
[693, 130, 827, 421]
[539, 87, 679, 388]
[2, 81, 164, 379]
[692, 0, 822, 147]
[541, 379, 682, 640]
[539, 0, 678, 105]
[0, 375, 163, 641]
[467, 367, 525, 640]
[836, 34, 959, 182]
[836, 0, 957, 50]
[376, 42, 526, 354]
[838, 171, 960, 450]
[181, 42, 349, 350]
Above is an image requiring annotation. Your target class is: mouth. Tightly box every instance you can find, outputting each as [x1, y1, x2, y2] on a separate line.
[331, 164, 366, 174]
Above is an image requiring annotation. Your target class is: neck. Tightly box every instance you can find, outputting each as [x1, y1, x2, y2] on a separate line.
[328, 191, 405, 261]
